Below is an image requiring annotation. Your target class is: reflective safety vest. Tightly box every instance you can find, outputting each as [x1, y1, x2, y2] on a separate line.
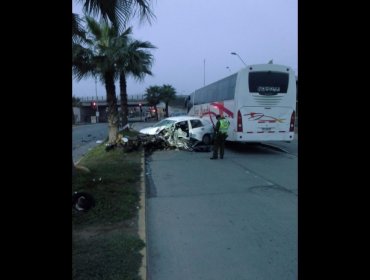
[219, 118, 230, 134]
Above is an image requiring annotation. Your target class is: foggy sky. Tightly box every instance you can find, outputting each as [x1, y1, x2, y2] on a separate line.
[72, 0, 297, 98]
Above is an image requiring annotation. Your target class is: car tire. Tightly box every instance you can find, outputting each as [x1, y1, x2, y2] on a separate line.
[202, 134, 211, 145]
[72, 192, 95, 211]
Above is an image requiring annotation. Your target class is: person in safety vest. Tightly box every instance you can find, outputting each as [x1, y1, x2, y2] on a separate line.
[210, 114, 230, 159]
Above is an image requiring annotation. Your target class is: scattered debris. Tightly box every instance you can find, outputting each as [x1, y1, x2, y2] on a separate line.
[92, 177, 102, 182]
[104, 124, 212, 153]
[75, 165, 91, 173]
[121, 123, 131, 130]
[105, 143, 116, 151]
[191, 142, 211, 152]
[72, 192, 95, 212]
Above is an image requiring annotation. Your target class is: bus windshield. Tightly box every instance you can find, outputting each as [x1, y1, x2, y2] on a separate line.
[249, 71, 289, 94]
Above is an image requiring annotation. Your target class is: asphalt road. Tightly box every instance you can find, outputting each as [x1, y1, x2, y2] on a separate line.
[146, 137, 298, 280]
[72, 123, 108, 163]
[72, 121, 298, 279]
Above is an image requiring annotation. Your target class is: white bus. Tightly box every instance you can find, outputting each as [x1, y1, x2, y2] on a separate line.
[186, 63, 297, 143]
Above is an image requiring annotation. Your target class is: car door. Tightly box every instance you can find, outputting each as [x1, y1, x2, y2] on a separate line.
[174, 120, 190, 139]
[189, 119, 206, 141]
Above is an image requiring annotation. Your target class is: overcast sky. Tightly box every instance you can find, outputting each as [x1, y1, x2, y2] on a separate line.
[72, 0, 297, 99]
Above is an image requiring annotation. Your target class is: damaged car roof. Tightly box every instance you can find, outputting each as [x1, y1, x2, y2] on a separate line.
[139, 116, 207, 135]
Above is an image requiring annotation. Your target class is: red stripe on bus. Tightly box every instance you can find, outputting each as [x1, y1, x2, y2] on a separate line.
[210, 102, 234, 118]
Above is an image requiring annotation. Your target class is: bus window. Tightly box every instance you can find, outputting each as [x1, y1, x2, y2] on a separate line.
[249, 71, 289, 95]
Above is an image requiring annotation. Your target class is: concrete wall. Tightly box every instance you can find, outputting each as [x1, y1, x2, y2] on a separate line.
[73, 107, 81, 123]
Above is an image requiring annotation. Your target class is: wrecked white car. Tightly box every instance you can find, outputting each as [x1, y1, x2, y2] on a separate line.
[139, 116, 214, 145]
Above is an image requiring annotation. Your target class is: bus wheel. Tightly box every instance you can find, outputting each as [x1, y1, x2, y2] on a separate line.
[202, 134, 211, 145]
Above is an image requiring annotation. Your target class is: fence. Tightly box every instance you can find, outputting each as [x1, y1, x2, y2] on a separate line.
[77, 95, 146, 102]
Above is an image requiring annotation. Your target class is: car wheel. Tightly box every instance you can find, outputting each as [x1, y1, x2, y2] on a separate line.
[202, 134, 211, 145]
[72, 192, 95, 211]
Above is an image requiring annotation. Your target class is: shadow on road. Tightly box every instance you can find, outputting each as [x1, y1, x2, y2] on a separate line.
[225, 141, 285, 155]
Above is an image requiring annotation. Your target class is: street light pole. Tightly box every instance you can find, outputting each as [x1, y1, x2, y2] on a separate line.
[231, 52, 247, 67]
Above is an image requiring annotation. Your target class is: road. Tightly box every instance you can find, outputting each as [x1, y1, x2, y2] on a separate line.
[72, 123, 108, 163]
[72, 122, 298, 279]
[146, 137, 298, 280]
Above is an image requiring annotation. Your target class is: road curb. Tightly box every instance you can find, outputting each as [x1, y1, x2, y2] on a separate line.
[138, 151, 147, 280]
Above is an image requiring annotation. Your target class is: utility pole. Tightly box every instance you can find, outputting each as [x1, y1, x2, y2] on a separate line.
[203, 59, 206, 86]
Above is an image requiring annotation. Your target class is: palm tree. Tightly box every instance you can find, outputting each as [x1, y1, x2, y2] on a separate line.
[145, 86, 161, 121]
[72, 0, 154, 42]
[114, 28, 156, 127]
[73, 17, 122, 143]
[78, 0, 153, 30]
[72, 12, 86, 43]
[160, 84, 176, 118]
[72, 1, 154, 173]
[73, 17, 156, 141]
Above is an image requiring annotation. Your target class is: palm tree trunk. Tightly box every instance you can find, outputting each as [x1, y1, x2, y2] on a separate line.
[165, 102, 169, 118]
[119, 72, 129, 127]
[104, 71, 119, 143]
[72, 107, 75, 124]
[154, 105, 158, 120]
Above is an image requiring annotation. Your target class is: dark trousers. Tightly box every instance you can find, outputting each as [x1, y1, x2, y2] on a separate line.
[213, 134, 227, 158]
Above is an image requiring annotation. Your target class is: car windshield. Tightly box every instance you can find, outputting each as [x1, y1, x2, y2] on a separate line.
[152, 119, 176, 128]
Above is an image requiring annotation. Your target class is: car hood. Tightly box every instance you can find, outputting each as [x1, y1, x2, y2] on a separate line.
[139, 126, 164, 135]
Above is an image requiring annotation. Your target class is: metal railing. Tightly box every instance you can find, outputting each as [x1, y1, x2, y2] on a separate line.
[77, 95, 146, 102]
